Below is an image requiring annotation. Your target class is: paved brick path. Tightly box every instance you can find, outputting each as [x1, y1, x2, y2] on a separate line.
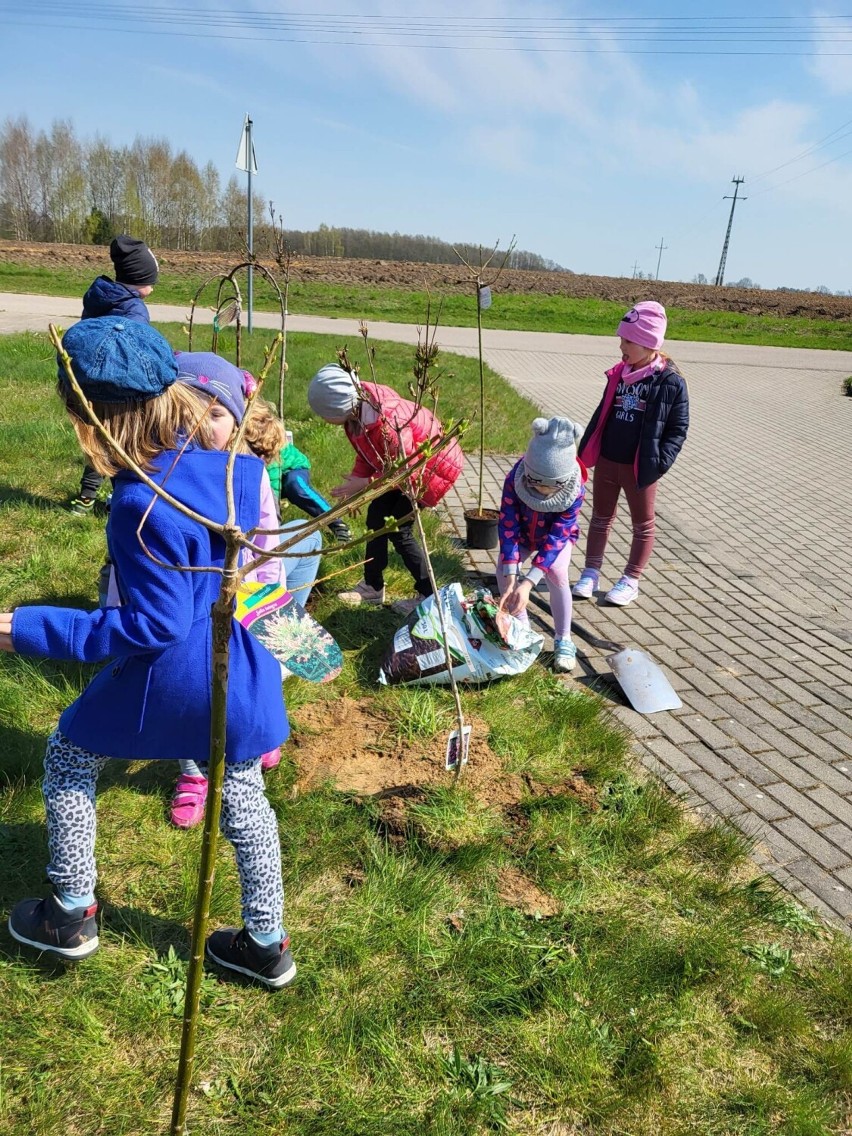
[3, 294, 851, 928]
[441, 334, 852, 931]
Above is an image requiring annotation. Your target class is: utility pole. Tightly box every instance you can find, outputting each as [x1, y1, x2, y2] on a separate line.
[654, 237, 668, 281]
[631, 260, 639, 279]
[714, 176, 746, 287]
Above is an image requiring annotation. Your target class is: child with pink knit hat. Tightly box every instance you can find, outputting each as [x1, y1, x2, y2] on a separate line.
[573, 301, 689, 606]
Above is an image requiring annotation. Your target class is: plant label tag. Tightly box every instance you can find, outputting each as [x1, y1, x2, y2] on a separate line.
[285, 430, 294, 447]
[445, 725, 472, 771]
[478, 286, 492, 310]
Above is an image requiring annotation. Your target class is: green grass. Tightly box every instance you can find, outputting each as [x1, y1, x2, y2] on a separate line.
[3, 259, 852, 350]
[1, 329, 852, 1135]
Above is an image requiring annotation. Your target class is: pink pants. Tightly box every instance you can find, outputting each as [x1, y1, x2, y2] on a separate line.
[584, 457, 658, 579]
[496, 541, 574, 639]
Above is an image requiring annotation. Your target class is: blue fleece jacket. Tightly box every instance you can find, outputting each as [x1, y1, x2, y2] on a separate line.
[81, 276, 151, 323]
[12, 448, 287, 763]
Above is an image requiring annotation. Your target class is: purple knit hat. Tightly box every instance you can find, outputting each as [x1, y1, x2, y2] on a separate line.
[617, 301, 667, 350]
[174, 352, 255, 423]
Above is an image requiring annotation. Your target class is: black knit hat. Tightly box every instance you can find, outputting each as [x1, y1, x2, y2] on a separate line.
[110, 235, 159, 286]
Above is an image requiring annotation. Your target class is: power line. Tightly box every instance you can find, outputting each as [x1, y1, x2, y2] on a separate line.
[5, 6, 852, 54]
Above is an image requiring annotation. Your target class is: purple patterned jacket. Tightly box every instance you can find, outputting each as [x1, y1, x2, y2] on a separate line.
[498, 459, 587, 574]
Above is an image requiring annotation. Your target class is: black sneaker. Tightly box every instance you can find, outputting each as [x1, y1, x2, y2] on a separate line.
[8, 892, 99, 959]
[206, 928, 296, 989]
[328, 519, 353, 544]
[69, 496, 96, 516]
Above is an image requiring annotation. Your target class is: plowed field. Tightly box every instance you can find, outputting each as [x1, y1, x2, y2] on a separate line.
[3, 238, 851, 321]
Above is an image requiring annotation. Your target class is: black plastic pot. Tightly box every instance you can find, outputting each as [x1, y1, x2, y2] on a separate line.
[464, 508, 499, 550]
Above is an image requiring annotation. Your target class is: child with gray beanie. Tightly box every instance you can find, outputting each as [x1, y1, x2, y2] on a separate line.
[497, 417, 587, 672]
[307, 363, 464, 614]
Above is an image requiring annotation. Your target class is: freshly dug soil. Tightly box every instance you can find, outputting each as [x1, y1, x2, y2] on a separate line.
[289, 696, 523, 805]
[4, 238, 851, 320]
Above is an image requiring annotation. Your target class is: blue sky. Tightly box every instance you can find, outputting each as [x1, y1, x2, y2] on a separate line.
[2, 1, 852, 290]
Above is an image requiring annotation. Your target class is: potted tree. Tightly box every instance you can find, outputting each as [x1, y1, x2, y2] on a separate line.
[454, 238, 516, 549]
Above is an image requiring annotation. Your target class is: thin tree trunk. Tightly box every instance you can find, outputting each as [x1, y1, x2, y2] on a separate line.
[170, 533, 240, 1135]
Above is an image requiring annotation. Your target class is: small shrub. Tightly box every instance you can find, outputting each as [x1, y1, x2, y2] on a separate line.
[844, 375, 852, 396]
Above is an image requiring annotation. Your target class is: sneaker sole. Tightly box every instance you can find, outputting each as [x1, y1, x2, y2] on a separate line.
[571, 588, 595, 600]
[8, 921, 99, 959]
[553, 659, 577, 673]
[606, 593, 638, 607]
[205, 944, 297, 988]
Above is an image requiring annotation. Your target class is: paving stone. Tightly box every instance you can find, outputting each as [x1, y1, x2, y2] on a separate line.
[714, 746, 782, 787]
[677, 667, 728, 698]
[681, 770, 749, 817]
[725, 780, 791, 822]
[753, 827, 809, 869]
[775, 818, 851, 871]
[784, 858, 852, 920]
[716, 717, 777, 753]
[680, 741, 741, 781]
[801, 683, 852, 712]
[749, 722, 809, 759]
[767, 783, 836, 829]
[679, 689, 730, 721]
[644, 737, 697, 775]
[767, 678, 824, 706]
[805, 785, 852, 828]
[681, 715, 740, 751]
[655, 715, 699, 746]
[712, 696, 766, 728]
[795, 757, 852, 794]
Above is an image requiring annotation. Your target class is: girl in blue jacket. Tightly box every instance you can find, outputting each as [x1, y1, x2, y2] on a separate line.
[497, 417, 587, 673]
[0, 316, 295, 989]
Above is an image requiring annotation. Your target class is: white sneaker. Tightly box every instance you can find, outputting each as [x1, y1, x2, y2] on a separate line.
[571, 570, 599, 599]
[338, 580, 385, 606]
[605, 575, 639, 606]
[390, 593, 428, 616]
[553, 639, 577, 673]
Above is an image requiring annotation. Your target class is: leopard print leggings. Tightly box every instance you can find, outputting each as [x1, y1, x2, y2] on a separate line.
[43, 730, 284, 934]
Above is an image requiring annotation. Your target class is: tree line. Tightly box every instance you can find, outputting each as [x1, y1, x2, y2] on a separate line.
[0, 116, 567, 271]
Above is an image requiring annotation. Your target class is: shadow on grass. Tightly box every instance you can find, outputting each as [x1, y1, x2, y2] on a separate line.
[0, 483, 66, 511]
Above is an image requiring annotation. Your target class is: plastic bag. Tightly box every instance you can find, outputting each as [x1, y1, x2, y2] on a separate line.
[378, 583, 543, 686]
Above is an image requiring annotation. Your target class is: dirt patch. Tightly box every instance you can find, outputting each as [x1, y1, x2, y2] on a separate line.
[497, 866, 561, 917]
[289, 695, 524, 806]
[4, 238, 852, 321]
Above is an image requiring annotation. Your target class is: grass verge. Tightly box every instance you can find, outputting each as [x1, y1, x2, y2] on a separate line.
[1, 330, 851, 1135]
[2, 260, 852, 350]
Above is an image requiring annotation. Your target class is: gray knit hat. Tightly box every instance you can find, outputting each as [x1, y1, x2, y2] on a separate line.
[307, 363, 360, 420]
[523, 417, 582, 483]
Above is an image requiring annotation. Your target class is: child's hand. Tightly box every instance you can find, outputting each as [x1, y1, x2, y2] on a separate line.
[331, 475, 370, 499]
[499, 579, 532, 618]
[0, 613, 14, 653]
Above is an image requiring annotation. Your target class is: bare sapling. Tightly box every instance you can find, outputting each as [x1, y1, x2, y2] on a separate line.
[453, 237, 516, 519]
[343, 315, 471, 778]
[50, 319, 465, 1132]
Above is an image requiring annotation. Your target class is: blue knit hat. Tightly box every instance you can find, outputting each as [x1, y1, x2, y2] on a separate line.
[174, 352, 254, 424]
[59, 316, 178, 402]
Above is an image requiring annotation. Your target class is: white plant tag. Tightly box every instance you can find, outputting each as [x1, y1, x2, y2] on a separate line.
[445, 725, 472, 771]
[478, 286, 492, 310]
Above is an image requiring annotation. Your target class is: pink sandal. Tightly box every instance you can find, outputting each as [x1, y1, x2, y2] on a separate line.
[261, 747, 281, 772]
[170, 774, 208, 828]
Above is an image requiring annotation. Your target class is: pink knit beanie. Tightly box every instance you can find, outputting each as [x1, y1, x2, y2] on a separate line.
[617, 301, 667, 350]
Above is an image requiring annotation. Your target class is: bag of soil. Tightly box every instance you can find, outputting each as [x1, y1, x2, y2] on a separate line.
[378, 583, 543, 686]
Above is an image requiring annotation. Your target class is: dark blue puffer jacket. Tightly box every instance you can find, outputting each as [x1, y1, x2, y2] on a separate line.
[81, 276, 151, 323]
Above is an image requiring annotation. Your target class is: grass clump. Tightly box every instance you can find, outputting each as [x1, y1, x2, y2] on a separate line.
[1, 329, 852, 1134]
